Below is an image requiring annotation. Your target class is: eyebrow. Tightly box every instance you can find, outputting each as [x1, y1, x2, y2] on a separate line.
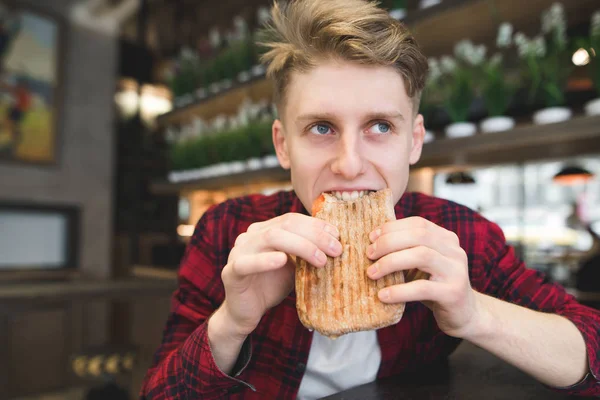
[295, 111, 405, 123]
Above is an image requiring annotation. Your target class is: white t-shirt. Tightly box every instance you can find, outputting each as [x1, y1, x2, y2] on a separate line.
[296, 330, 381, 399]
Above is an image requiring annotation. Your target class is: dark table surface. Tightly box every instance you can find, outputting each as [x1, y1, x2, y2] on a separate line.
[321, 341, 577, 400]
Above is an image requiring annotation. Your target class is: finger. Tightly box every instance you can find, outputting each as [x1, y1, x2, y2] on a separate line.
[278, 212, 341, 241]
[251, 213, 340, 238]
[370, 216, 459, 246]
[250, 227, 335, 267]
[247, 213, 341, 254]
[246, 219, 270, 234]
[378, 279, 444, 304]
[367, 228, 457, 260]
[229, 251, 288, 277]
[268, 214, 342, 256]
[246, 213, 311, 233]
[367, 246, 446, 280]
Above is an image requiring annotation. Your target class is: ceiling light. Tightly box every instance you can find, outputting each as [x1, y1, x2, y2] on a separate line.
[553, 165, 594, 185]
[445, 171, 476, 185]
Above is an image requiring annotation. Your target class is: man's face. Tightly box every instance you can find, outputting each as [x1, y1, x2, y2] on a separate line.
[272, 60, 425, 212]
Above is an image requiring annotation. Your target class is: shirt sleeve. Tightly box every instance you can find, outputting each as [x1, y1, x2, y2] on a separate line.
[139, 207, 255, 399]
[476, 221, 600, 397]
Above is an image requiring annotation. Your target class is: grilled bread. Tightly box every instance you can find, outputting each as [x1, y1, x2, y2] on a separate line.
[295, 188, 406, 338]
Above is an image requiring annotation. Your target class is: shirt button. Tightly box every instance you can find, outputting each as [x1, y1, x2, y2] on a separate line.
[296, 362, 306, 373]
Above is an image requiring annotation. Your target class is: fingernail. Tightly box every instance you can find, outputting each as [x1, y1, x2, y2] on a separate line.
[379, 289, 390, 301]
[369, 229, 381, 242]
[367, 242, 376, 257]
[325, 224, 340, 238]
[330, 238, 342, 255]
[368, 263, 379, 277]
[315, 249, 326, 265]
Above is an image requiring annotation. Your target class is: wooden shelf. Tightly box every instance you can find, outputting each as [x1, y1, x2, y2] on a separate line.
[150, 164, 290, 195]
[0, 278, 177, 307]
[132, 265, 178, 281]
[417, 115, 600, 170]
[157, 75, 273, 127]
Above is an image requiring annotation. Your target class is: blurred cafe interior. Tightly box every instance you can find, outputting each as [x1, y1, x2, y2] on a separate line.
[1, 0, 600, 398]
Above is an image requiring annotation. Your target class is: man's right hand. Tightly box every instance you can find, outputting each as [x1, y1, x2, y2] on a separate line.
[220, 212, 343, 338]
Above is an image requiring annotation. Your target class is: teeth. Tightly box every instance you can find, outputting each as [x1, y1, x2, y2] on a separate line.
[330, 190, 369, 201]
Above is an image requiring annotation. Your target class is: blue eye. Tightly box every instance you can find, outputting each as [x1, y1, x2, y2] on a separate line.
[370, 122, 391, 134]
[310, 124, 332, 135]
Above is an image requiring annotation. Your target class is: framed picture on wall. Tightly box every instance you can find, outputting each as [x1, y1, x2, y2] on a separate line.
[0, 1, 64, 165]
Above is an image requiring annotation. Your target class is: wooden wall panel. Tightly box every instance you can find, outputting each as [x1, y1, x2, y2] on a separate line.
[129, 295, 172, 397]
[8, 307, 69, 397]
[0, 316, 9, 396]
[84, 301, 111, 348]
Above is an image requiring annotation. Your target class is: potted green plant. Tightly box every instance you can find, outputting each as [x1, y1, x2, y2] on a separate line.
[217, 47, 236, 90]
[251, 9, 271, 77]
[419, 0, 441, 9]
[479, 53, 517, 133]
[227, 128, 249, 173]
[245, 121, 268, 169]
[479, 23, 518, 133]
[169, 48, 202, 107]
[389, 0, 406, 20]
[204, 58, 223, 94]
[230, 39, 254, 83]
[440, 40, 485, 138]
[514, 3, 572, 125]
[420, 58, 443, 142]
[585, 11, 600, 115]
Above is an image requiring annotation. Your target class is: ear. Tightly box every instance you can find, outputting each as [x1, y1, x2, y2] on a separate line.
[272, 119, 291, 169]
[408, 114, 425, 165]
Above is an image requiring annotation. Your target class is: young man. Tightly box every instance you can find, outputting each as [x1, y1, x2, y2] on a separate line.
[141, 1, 600, 398]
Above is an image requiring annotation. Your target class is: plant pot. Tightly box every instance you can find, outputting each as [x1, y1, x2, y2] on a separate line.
[213, 163, 231, 176]
[419, 0, 441, 9]
[229, 161, 246, 173]
[201, 165, 218, 177]
[479, 116, 515, 134]
[389, 8, 406, 20]
[262, 154, 280, 168]
[209, 82, 221, 94]
[169, 168, 203, 183]
[444, 122, 477, 138]
[532, 107, 572, 125]
[168, 171, 182, 183]
[246, 158, 263, 170]
[195, 88, 207, 100]
[173, 97, 186, 108]
[238, 71, 252, 83]
[252, 64, 266, 77]
[584, 98, 600, 116]
[220, 79, 233, 90]
[174, 94, 194, 108]
[424, 130, 435, 143]
[194, 167, 212, 179]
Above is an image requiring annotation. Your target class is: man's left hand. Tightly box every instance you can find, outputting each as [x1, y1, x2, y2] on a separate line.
[367, 216, 481, 339]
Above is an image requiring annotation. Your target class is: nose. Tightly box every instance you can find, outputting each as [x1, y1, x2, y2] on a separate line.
[330, 133, 365, 179]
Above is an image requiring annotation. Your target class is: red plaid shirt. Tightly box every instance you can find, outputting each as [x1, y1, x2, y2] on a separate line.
[140, 191, 600, 399]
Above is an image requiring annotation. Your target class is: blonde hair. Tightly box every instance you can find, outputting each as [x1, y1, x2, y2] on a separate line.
[260, 0, 429, 114]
